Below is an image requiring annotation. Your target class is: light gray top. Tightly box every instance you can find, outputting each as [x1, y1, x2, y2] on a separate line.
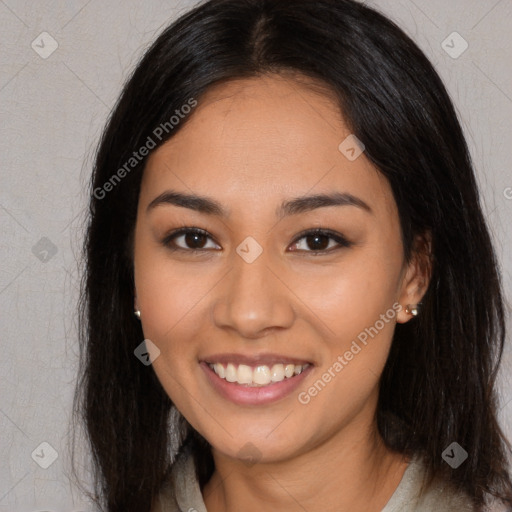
[152, 449, 478, 511]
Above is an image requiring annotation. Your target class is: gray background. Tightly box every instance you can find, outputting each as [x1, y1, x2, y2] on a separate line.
[0, 0, 511, 510]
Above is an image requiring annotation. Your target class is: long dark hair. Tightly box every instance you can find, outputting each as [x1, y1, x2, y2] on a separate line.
[72, 0, 512, 510]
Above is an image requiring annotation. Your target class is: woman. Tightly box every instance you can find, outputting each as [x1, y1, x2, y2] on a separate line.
[73, 0, 512, 510]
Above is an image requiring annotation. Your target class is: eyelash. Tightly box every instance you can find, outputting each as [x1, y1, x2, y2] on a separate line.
[161, 227, 353, 255]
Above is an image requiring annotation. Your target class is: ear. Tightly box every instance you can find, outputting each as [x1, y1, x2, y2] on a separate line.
[396, 231, 432, 324]
[134, 288, 139, 311]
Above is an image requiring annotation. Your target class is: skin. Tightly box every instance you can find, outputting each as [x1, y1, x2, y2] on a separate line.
[133, 73, 430, 512]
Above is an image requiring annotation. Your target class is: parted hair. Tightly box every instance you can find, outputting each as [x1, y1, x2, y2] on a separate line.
[73, 0, 512, 510]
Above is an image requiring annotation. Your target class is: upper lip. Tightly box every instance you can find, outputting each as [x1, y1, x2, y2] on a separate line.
[201, 353, 313, 367]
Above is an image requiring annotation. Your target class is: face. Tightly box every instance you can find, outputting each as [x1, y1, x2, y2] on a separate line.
[133, 74, 425, 464]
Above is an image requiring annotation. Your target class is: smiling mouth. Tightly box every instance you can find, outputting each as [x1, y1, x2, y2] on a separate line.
[207, 362, 311, 387]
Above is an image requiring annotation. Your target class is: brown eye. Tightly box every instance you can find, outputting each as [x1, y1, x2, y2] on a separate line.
[162, 228, 220, 251]
[289, 229, 352, 254]
[304, 233, 330, 251]
[183, 231, 208, 249]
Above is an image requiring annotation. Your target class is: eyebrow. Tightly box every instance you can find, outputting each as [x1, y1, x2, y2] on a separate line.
[146, 190, 372, 218]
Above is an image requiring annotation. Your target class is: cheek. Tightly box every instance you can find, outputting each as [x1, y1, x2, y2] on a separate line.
[136, 263, 205, 411]
[295, 243, 402, 343]
[296, 289, 399, 427]
[134, 226, 203, 341]
[136, 273, 206, 367]
[293, 239, 402, 409]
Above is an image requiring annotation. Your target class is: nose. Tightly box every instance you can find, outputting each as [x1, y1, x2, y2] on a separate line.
[211, 246, 295, 339]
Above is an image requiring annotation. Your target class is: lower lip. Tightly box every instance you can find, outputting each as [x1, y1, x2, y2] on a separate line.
[200, 362, 313, 406]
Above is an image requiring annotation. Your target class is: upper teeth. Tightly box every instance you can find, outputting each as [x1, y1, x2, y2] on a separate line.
[208, 363, 309, 387]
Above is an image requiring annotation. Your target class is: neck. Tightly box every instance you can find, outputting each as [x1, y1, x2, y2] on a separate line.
[202, 411, 410, 512]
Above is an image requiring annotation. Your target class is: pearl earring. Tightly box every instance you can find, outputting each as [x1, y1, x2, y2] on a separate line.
[405, 304, 421, 316]
[134, 310, 141, 320]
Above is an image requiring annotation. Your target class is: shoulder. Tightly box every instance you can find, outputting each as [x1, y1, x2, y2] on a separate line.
[156, 449, 482, 512]
[151, 477, 180, 512]
[151, 447, 206, 512]
[383, 455, 477, 512]
[414, 482, 477, 512]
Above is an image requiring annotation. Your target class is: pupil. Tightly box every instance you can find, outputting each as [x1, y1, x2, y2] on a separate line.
[186, 232, 206, 248]
[307, 234, 328, 251]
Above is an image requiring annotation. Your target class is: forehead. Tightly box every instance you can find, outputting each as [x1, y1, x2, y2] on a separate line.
[141, 74, 395, 218]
